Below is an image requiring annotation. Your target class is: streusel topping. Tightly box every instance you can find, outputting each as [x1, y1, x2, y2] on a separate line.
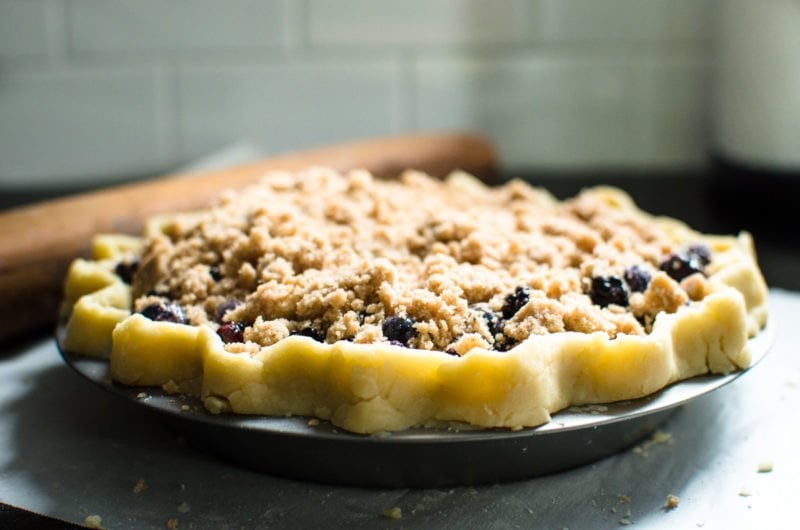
[129, 168, 710, 354]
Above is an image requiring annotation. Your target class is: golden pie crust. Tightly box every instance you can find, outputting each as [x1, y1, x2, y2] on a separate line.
[60, 168, 768, 434]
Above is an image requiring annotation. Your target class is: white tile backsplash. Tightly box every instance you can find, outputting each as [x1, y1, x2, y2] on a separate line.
[415, 55, 647, 169]
[0, 0, 714, 188]
[178, 60, 400, 160]
[67, 0, 288, 54]
[639, 58, 709, 166]
[0, 65, 167, 186]
[308, 0, 542, 47]
[0, 0, 53, 58]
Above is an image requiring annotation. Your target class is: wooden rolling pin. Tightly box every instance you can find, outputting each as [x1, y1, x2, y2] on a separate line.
[0, 132, 498, 344]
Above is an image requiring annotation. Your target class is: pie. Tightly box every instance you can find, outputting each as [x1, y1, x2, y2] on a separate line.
[60, 168, 769, 434]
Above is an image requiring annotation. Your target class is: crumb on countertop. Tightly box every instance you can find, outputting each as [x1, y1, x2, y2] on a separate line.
[166, 518, 178, 529]
[633, 429, 672, 456]
[383, 506, 403, 520]
[739, 485, 753, 497]
[133, 478, 148, 494]
[84, 514, 103, 529]
[757, 461, 773, 473]
[665, 494, 680, 509]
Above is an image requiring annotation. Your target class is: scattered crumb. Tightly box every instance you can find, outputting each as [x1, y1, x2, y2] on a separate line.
[757, 461, 773, 473]
[307, 418, 321, 427]
[180, 404, 190, 412]
[166, 518, 178, 529]
[177, 502, 191, 514]
[633, 430, 672, 456]
[696, 523, 705, 528]
[611, 507, 617, 513]
[619, 517, 632, 525]
[383, 507, 403, 520]
[136, 392, 149, 400]
[665, 494, 679, 509]
[162, 380, 180, 394]
[133, 478, 148, 494]
[739, 485, 753, 497]
[617, 494, 631, 504]
[84, 514, 103, 529]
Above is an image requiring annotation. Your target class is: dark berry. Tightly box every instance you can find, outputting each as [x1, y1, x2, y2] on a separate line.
[493, 336, 517, 352]
[209, 265, 223, 281]
[217, 321, 245, 343]
[624, 265, 651, 293]
[294, 326, 326, 342]
[660, 253, 704, 282]
[139, 302, 188, 324]
[382, 316, 416, 346]
[213, 300, 240, 324]
[480, 309, 504, 337]
[686, 244, 711, 266]
[590, 276, 629, 307]
[114, 259, 139, 284]
[501, 287, 530, 319]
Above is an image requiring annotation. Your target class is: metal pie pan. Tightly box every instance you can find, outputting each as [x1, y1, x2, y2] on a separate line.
[57, 322, 774, 488]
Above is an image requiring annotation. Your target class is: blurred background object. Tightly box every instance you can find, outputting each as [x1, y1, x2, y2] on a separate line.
[711, 0, 800, 171]
[0, 0, 712, 191]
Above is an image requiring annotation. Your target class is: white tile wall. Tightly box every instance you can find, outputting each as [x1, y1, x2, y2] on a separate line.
[308, 0, 541, 47]
[0, 0, 54, 58]
[0, 65, 169, 186]
[178, 61, 400, 159]
[67, 0, 288, 55]
[415, 55, 648, 169]
[0, 0, 714, 188]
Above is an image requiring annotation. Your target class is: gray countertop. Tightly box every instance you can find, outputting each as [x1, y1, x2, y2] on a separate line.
[1, 289, 797, 530]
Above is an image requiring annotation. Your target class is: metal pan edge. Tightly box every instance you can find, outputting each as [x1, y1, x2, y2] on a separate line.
[56, 320, 775, 487]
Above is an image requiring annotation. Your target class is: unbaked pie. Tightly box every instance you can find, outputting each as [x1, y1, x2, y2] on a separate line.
[60, 168, 768, 433]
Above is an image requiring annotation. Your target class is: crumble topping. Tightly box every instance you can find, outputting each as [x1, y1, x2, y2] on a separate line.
[127, 168, 711, 354]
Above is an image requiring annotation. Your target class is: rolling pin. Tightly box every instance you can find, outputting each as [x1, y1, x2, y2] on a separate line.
[0, 132, 498, 345]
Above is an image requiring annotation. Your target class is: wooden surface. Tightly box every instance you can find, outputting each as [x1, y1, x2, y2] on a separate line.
[0, 132, 498, 344]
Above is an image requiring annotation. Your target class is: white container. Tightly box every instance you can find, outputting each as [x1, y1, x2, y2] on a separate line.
[710, 0, 800, 169]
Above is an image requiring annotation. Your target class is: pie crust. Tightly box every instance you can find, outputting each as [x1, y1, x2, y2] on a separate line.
[60, 168, 768, 434]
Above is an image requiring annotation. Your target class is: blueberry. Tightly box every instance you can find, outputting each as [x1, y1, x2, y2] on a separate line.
[382, 316, 416, 346]
[501, 287, 530, 319]
[493, 336, 517, 352]
[686, 244, 711, 266]
[209, 265, 223, 281]
[660, 253, 704, 282]
[213, 300, 240, 324]
[114, 259, 139, 284]
[139, 302, 188, 324]
[624, 265, 651, 293]
[217, 321, 245, 343]
[294, 326, 326, 342]
[590, 276, 629, 307]
[472, 304, 505, 337]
